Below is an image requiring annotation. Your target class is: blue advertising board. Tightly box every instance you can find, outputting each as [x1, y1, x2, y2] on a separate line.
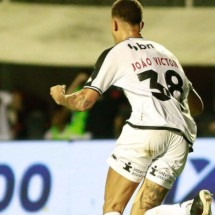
[0, 139, 214, 215]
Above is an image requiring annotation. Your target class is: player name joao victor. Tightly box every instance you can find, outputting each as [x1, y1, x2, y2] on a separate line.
[128, 43, 179, 71]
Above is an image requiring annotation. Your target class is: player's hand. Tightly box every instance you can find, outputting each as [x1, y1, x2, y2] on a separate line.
[50, 85, 66, 105]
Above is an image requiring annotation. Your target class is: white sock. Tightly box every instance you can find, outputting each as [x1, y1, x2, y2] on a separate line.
[104, 212, 121, 215]
[145, 200, 193, 215]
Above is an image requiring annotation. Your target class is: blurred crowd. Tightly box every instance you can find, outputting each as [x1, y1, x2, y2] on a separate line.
[0, 88, 48, 140]
[0, 73, 131, 141]
[1, 72, 215, 141]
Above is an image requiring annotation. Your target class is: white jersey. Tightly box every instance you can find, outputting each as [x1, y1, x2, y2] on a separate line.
[84, 38, 197, 145]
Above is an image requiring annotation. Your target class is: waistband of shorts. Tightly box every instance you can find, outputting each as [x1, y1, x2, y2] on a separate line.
[125, 121, 194, 153]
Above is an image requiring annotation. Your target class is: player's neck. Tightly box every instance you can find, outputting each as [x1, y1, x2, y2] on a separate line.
[112, 18, 143, 44]
[115, 31, 142, 44]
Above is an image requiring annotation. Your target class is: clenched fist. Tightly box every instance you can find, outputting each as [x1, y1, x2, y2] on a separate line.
[50, 85, 66, 105]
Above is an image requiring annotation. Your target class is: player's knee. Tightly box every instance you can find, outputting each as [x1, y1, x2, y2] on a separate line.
[103, 191, 130, 214]
[103, 200, 124, 214]
[131, 199, 154, 215]
[103, 204, 123, 214]
[141, 200, 156, 212]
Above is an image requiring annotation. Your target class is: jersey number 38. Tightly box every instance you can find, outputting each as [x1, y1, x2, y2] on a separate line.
[137, 69, 184, 101]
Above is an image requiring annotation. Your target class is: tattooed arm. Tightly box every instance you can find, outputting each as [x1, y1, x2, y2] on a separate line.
[50, 85, 99, 112]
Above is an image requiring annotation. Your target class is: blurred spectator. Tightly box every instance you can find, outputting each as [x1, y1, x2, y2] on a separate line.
[45, 72, 91, 140]
[0, 90, 13, 140]
[44, 106, 71, 140]
[8, 89, 26, 139]
[46, 73, 131, 140]
[66, 72, 89, 94]
[195, 111, 215, 137]
[0, 88, 48, 140]
[0, 89, 29, 140]
[24, 92, 50, 140]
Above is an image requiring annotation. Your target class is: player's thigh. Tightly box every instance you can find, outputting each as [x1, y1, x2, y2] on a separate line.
[130, 132, 189, 215]
[131, 178, 169, 215]
[104, 167, 139, 213]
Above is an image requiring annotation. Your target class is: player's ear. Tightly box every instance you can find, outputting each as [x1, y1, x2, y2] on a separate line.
[111, 19, 118, 32]
[114, 20, 118, 31]
[140, 21, 144, 30]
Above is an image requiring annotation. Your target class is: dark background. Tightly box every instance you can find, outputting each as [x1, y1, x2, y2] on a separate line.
[0, 0, 214, 139]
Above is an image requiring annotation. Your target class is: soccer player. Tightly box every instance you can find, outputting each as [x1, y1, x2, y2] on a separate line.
[50, 0, 213, 214]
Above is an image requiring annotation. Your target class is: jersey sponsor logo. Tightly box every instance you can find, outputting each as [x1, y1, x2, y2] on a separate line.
[164, 158, 215, 204]
[128, 43, 154, 51]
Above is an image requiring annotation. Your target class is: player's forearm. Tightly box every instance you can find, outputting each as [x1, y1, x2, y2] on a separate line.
[50, 85, 98, 112]
[50, 85, 84, 111]
[63, 92, 95, 112]
[55, 94, 75, 110]
[62, 94, 83, 111]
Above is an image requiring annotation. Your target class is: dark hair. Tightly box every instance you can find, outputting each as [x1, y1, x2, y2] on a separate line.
[112, 0, 143, 25]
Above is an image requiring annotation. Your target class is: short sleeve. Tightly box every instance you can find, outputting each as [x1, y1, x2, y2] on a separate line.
[84, 47, 119, 95]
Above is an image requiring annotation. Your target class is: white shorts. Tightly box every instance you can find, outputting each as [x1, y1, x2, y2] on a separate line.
[145, 200, 194, 215]
[107, 124, 189, 189]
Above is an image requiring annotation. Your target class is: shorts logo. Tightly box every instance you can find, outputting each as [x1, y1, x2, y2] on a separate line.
[149, 165, 174, 185]
[149, 165, 158, 176]
[111, 154, 117, 160]
[123, 162, 132, 172]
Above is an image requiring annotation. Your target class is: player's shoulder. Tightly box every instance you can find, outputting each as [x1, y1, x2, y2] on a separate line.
[146, 39, 180, 62]
[95, 46, 115, 66]
[98, 47, 114, 59]
[142, 39, 174, 53]
[149, 40, 177, 57]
